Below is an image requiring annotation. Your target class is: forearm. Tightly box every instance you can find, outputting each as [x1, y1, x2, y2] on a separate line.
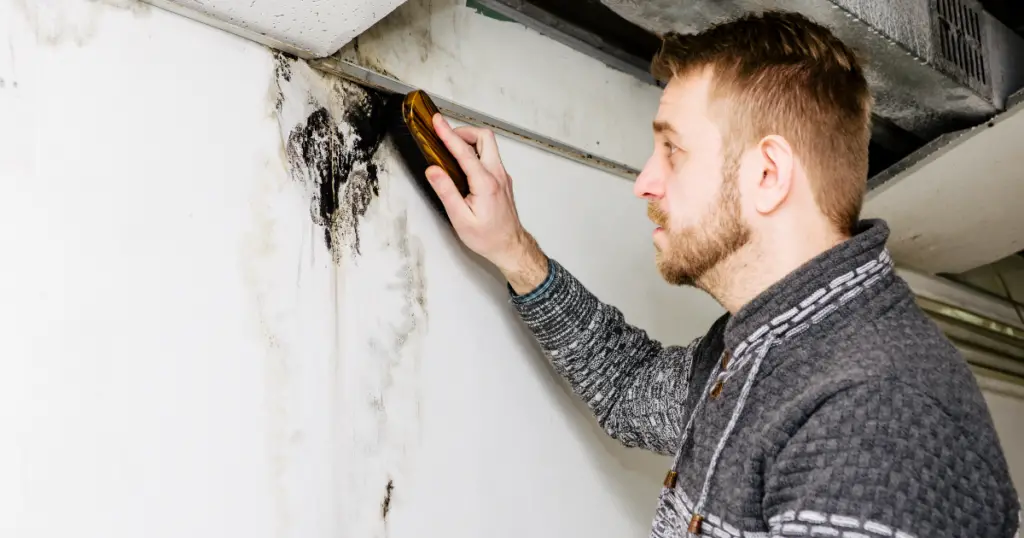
[508, 256, 695, 455]
[497, 231, 550, 295]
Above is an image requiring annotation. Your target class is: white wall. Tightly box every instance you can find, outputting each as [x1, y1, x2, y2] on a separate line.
[0, 2, 718, 537]
[2, 2, 1020, 538]
[983, 391, 1024, 490]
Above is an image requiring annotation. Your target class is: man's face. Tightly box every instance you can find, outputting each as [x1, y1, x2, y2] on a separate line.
[634, 71, 751, 286]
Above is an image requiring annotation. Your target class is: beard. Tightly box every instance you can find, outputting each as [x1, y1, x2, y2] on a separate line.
[648, 159, 751, 287]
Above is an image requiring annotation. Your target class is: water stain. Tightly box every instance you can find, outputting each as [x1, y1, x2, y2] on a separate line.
[350, 37, 400, 80]
[95, 0, 151, 15]
[355, 0, 439, 63]
[390, 210, 428, 318]
[272, 54, 430, 535]
[283, 87, 394, 258]
[13, 0, 149, 47]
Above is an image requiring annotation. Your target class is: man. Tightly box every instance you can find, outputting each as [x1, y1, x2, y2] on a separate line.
[423, 9, 1020, 538]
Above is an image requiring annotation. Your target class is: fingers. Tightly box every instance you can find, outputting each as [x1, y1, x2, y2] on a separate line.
[432, 113, 489, 180]
[452, 125, 504, 178]
[425, 165, 473, 223]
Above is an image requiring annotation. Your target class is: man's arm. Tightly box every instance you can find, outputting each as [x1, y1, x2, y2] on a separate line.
[507, 251, 700, 456]
[419, 114, 700, 454]
[763, 381, 1020, 538]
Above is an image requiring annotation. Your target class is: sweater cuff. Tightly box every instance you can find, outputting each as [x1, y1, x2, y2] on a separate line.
[506, 257, 601, 349]
[507, 257, 557, 305]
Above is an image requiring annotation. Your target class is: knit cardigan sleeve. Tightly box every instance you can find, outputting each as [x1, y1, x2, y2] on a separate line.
[509, 257, 700, 456]
[762, 380, 1021, 538]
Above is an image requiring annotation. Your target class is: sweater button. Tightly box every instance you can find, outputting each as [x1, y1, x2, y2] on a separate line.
[663, 470, 678, 488]
[688, 514, 704, 534]
[710, 381, 724, 399]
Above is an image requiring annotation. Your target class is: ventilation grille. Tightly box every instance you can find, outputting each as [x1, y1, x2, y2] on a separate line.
[934, 0, 990, 94]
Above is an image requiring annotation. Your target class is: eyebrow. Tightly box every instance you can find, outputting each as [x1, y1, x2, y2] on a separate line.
[653, 120, 675, 134]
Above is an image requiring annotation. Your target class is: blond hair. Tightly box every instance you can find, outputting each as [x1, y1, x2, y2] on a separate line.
[651, 10, 872, 234]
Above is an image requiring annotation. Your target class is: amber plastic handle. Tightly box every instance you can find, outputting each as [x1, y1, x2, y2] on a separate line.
[402, 90, 470, 197]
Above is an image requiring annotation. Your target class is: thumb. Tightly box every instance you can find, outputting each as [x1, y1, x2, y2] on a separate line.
[426, 166, 473, 223]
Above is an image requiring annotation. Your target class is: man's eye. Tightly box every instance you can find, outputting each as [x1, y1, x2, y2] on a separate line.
[665, 143, 679, 155]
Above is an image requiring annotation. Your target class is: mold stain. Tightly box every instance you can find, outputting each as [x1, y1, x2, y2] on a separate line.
[350, 205, 428, 536]
[283, 88, 394, 259]
[381, 479, 394, 520]
[272, 50, 293, 83]
[13, 0, 149, 47]
[271, 55, 429, 535]
[239, 155, 297, 538]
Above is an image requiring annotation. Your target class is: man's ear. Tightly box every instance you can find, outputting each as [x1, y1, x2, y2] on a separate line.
[753, 135, 794, 215]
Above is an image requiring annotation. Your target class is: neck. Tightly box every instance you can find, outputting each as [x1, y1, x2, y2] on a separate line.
[698, 226, 850, 314]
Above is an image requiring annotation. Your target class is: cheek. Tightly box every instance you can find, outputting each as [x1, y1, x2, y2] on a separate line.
[665, 159, 721, 228]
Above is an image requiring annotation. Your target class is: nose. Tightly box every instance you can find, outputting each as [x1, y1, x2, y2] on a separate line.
[633, 153, 666, 200]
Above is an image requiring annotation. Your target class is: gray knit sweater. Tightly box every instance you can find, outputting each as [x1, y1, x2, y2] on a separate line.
[508, 219, 1020, 538]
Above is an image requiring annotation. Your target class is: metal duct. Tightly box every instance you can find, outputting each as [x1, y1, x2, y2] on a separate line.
[598, 0, 1024, 141]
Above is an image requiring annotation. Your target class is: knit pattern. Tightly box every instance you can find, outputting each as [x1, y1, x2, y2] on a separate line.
[511, 259, 702, 456]
[509, 219, 1020, 538]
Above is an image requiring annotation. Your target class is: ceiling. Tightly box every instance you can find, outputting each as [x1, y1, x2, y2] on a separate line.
[479, 0, 1024, 174]
[151, 0, 408, 57]
[861, 94, 1024, 274]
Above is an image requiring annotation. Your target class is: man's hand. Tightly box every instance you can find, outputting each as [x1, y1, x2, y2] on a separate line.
[424, 113, 549, 295]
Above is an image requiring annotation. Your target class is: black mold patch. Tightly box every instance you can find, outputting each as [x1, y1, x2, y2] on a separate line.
[285, 87, 396, 256]
[381, 479, 394, 520]
[272, 50, 293, 82]
[270, 51, 294, 112]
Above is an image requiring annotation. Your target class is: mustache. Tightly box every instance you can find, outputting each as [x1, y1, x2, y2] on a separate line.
[647, 203, 668, 228]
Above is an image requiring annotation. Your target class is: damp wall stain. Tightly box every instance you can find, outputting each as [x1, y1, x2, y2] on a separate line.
[282, 73, 393, 258]
[273, 50, 293, 83]
[271, 53, 429, 536]
[381, 478, 395, 520]
[347, 202, 428, 538]
[12, 0, 150, 47]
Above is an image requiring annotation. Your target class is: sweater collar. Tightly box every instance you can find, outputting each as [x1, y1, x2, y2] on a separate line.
[721, 218, 894, 354]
